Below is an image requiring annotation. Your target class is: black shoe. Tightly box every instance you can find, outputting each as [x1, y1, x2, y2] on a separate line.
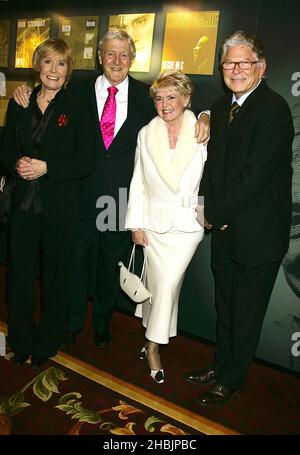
[31, 356, 49, 369]
[184, 367, 218, 385]
[13, 353, 30, 365]
[94, 330, 111, 348]
[196, 383, 244, 406]
[139, 345, 147, 360]
[60, 330, 80, 350]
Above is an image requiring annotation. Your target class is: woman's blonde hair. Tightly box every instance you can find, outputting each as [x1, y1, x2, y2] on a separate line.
[150, 70, 193, 108]
[32, 39, 74, 84]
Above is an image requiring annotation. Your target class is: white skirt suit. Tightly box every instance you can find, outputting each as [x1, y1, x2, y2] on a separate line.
[125, 110, 207, 344]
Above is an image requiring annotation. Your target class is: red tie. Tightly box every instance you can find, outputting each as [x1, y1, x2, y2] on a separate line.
[100, 86, 118, 150]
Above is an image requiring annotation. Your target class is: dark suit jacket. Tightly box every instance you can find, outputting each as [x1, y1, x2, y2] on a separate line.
[0, 87, 95, 224]
[201, 81, 294, 264]
[77, 74, 156, 216]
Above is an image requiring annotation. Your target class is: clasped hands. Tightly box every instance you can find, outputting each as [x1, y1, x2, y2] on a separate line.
[16, 156, 47, 181]
[204, 218, 228, 231]
[195, 205, 228, 231]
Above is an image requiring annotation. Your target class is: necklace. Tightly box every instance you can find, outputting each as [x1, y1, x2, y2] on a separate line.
[169, 135, 177, 149]
[168, 127, 179, 149]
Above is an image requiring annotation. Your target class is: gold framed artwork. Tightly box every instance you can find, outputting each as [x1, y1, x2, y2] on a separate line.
[161, 11, 220, 75]
[58, 16, 99, 70]
[0, 81, 28, 126]
[15, 18, 50, 69]
[0, 99, 9, 127]
[0, 20, 10, 67]
[109, 13, 155, 72]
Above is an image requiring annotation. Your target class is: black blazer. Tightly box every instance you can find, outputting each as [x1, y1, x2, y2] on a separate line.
[77, 74, 156, 216]
[201, 81, 294, 263]
[0, 87, 95, 224]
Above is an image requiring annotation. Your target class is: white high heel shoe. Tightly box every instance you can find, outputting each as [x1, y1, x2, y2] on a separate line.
[150, 369, 164, 384]
[141, 342, 164, 383]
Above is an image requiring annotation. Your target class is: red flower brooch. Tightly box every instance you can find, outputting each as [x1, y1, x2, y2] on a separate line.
[58, 114, 68, 127]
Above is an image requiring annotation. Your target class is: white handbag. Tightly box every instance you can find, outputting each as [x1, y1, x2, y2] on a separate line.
[118, 244, 152, 303]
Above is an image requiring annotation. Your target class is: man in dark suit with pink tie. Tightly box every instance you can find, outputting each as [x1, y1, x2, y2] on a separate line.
[62, 29, 156, 348]
[64, 29, 210, 349]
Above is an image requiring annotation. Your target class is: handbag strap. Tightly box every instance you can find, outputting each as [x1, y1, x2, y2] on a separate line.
[127, 243, 148, 285]
[128, 243, 136, 274]
[140, 247, 148, 285]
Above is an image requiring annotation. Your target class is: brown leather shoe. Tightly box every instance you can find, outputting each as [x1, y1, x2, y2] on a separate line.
[196, 383, 244, 406]
[184, 367, 218, 385]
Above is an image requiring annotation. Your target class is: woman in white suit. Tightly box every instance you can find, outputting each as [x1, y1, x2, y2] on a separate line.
[125, 70, 207, 383]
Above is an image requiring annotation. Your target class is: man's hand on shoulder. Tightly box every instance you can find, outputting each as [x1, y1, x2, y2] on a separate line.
[195, 112, 210, 145]
[13, 85, 32, 108]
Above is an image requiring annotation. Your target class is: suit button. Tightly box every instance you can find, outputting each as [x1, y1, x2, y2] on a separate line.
[106, 153, 111, 158]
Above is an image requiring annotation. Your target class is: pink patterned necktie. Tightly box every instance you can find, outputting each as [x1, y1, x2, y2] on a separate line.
[100, 85, 118, 150]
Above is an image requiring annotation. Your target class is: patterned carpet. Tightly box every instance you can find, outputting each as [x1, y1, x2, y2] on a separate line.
[0, 354, 202, 435]
[1, 259, 300, 435]
[0, 322, 234, 436]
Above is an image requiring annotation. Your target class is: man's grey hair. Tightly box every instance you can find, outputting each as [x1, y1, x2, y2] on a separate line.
[220, 30, 266, 64]
[98, 29, 136, 59]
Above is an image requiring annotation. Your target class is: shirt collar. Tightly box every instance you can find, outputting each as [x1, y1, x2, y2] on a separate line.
[99, 74, 129, 97]
[232, 79, 262, 106]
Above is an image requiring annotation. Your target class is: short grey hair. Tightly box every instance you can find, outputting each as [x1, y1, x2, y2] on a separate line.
[220, 30, 266, 64]
[98, 29, 136, 59]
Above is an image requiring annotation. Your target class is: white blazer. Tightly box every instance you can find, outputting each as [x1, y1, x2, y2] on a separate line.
[125, 110, 207, 233]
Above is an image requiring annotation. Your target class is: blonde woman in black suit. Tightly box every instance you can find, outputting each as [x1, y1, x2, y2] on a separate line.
[0, 39, 94, 368]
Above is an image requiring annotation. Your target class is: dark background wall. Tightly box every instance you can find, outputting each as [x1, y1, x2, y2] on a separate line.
[1, 0, 299, 372]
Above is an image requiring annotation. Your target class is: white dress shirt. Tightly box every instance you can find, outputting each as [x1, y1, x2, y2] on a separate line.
[95, 74, 129, 137]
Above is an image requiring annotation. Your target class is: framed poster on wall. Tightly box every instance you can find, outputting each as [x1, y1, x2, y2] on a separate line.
[0, 99, 9, 127]
[0, 20, 10, 68]
[161, 11, 220, 75]
[109, 13, 155, 72]
[15, 18, 50, 68]
[58, 16, 99, 70]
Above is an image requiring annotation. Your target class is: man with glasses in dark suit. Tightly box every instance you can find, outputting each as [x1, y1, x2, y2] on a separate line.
[185, 30, 294, 405]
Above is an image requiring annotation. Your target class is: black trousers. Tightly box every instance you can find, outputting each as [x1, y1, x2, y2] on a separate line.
[211, 236, 281, 389]
[65, 216, 131, 334]
[7, 208, 79, 357]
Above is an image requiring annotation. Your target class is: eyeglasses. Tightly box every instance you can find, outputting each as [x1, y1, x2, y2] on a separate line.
[221, 61, 259, 70]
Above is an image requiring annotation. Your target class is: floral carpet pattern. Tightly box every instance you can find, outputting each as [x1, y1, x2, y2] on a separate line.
[0, 354, 199, 435]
